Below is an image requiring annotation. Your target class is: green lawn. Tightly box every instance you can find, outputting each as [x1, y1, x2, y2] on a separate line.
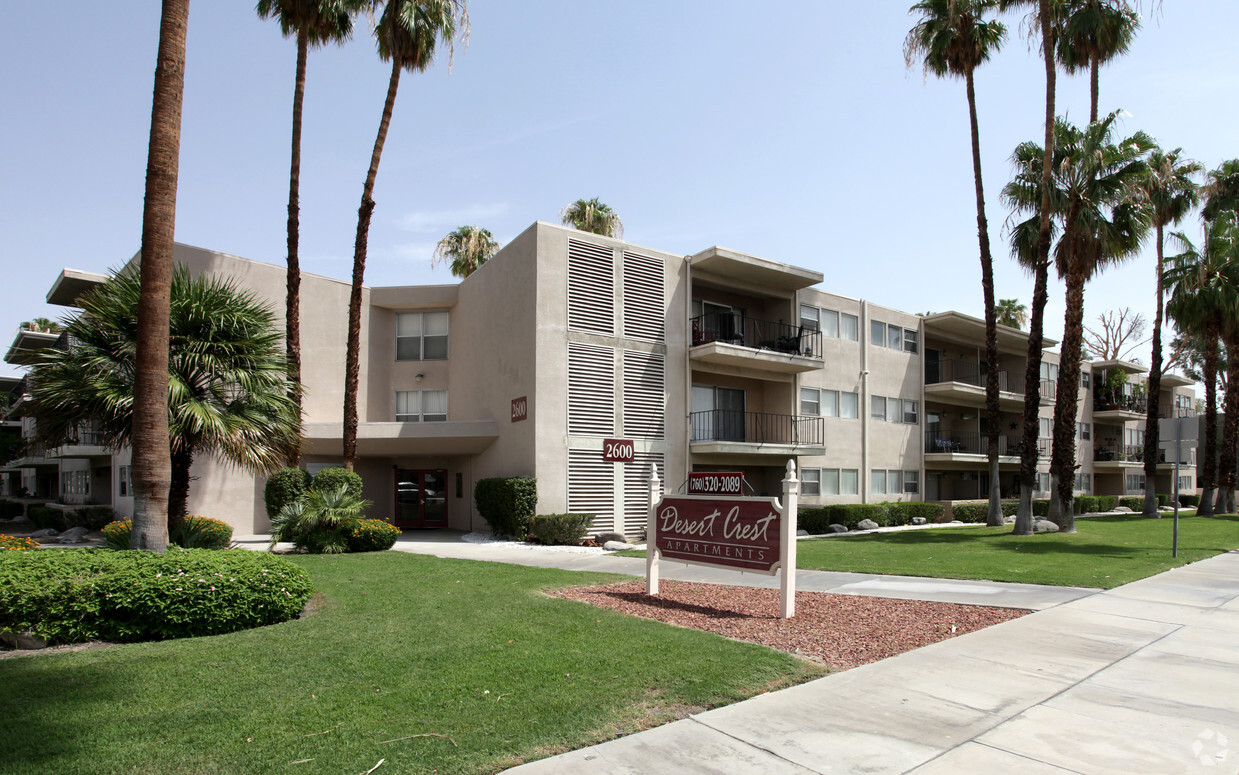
[793, 514, 1239, 588]
[0, 552, 821, 775]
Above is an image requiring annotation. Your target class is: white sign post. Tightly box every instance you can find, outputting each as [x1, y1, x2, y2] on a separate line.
[780, 459, 799, 619]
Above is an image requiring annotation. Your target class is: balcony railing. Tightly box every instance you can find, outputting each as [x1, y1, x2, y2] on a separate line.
[62, 423, 106, 447]
[690, 312, 822, 359]
[925, 359, 1011, 392]
[690, 410, 824, 446]
[1040, 379, 1056, 402]
[1094, 393, 1148, 414]
[1161, 406, 1197, 419]
[924, 429, 1024, 456]
[1094, 444, 1144, 463]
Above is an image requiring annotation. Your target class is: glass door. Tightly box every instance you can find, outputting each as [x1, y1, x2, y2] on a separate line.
[395, 468, 449, 528]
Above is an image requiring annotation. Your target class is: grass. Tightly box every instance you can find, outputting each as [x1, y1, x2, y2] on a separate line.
[621, 513, 1239, 589]
[0, 552, 820, 775]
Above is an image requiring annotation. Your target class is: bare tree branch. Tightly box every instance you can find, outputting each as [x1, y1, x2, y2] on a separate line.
[1083, 307, 1148, 362]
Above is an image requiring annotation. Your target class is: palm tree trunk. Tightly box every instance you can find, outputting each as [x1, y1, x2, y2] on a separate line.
[1050, 271, 1087, 533]
[131, 0, 189, 552]
[1141, 223, 1165, 517]
[1016, 0, 1058, 536]
[963, 69, 1003, 527]
[284, 28, 308, 467]
[1198, 323, 1219, 516]
[1218, 337, 1239, 513]
[343, 59, 402, 472]
[168, 446, 194, 530]
[1089, 55, 1099, 124]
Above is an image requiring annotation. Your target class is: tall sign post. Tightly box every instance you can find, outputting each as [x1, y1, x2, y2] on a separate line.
[646, 459, 799, 619]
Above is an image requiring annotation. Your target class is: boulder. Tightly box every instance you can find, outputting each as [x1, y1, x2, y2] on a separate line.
[7, 514, 30, 524]
[1034, 519, 1060, 533]
[59, 526, 91, 544]
[856, 519, 880, 531]
[0, 630, 49, 650]
[595, 532, 628, 544]
[29, 528, 58, 538]
[1004, 516, 1016, 524]
[910, 517, 927, 526]
[827, 524, 849, 534]
[603, 540, 637, 551]
[796, 529, 809, 537]
[1113, 506, 1133, 513]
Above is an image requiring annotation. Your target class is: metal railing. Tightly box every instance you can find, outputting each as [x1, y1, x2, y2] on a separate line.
[1093, 444, 1144, 463]
[1093, 393, 1148, 414]
[923, 429, 1023, 456]
[690, 312, 822, 359]
[1040, 379, 1057, 402]
[924, 359, 1011, 392]
[690, 410, 824, 446]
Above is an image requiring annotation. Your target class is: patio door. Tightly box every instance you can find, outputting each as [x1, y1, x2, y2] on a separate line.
[692, 385, 745, 442]
[395, 469, 448, 528]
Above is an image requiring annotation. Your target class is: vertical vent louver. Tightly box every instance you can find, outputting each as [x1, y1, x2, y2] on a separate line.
[568, 239, 615, 335]
[568, 449, 616, 534]
[621, 251, 665, 343]
[622, 349, 665, 439]
[622, 451, 665, 536]
[568, 342, 615, 436]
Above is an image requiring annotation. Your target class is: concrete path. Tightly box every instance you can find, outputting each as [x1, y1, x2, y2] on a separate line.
[508, 550, 1239, 775]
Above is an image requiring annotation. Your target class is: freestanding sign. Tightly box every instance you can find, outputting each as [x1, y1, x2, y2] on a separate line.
[645, 460, 800, 618]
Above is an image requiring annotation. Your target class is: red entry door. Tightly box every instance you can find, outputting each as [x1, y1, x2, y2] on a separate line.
[395, 469, 448, 528]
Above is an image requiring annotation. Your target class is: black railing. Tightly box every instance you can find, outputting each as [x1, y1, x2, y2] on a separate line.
[1094, 444, 1144, 463]
[690, 312, 822, 359]
[925, 359, 1010, 391]
[924, 430, 1023, 456]
[1161, 406, 1197, 419]
[63, 423, 105, 447]
[690, 410, 824, 446]
[1094, 392, 1148, 414]
[1040, 379, 1057, 402]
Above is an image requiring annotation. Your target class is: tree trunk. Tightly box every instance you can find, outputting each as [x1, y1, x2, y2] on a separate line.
[1089, 55, 1099, 125]
[1218, 336, 1239, 514]
[1016, 0, 1058, 535]
[963, 70, 1004, 527]
[131, 0, 190, 552]
[168, 445, 194, 532]
[284, 28, 308, 467]
[1050, 271, 1087, 533]
[343, 59, 403, 471]
[1198, 323, 1219, 516]
[1142, 222, 1165, 518]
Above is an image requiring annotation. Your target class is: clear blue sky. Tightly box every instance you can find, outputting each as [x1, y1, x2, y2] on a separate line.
[4, 2, 1237, 378]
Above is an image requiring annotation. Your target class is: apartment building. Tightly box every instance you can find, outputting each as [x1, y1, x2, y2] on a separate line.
[0, 221, 1198, 534]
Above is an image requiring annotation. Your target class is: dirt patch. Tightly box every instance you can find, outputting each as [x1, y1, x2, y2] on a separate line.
[0, 640, 117, 661]
[549, 580, 1026, 670]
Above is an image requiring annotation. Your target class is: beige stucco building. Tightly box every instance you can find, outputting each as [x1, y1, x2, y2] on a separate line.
[2, 222, 1199, 534]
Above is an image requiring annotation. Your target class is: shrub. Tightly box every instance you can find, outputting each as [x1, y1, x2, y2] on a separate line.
[1118, 496, 1144, 511]
[1180, 493, 1201, 507]
[886, 502, 945, 523]
[951, 503, 988, 523]
[527, 514, 594, 546]
[265, 467, 311, 518]
[174, 516, 233, 550]
[73, 506, 116, 531]
[1157, 494, 1170, 507]
[1074, 495, 1100, 515]
[1097, 496, 1118, 512]
[798, 507, 830, 535]
[0, 500, 24, 519]
[310, 467, 363, 500]
[27, 505, 62, 531]
[102, 520, 131, 551]
[1032, 499, 1050, 517]
[341, 519, 400, 552]
[270, 486, 371, 554]
[0, 536, 39, 551]
[475, 478, 537, 539]
[0, 548, 312, 644]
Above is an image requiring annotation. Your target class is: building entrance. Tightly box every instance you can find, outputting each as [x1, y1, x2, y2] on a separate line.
[395, 469, 448, 528]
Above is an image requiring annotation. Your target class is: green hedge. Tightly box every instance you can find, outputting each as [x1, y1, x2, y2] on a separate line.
[797, 502, 944, 533]
[265, 467, 311, 518]
[102, 516, 233, 551]
[0, 500, 24, 519]
[310, 467, 363, 499]
[1179, 493, 1201, 507]
[475, 478, 537, 539]
[27, 506, 61, 531]
[527, 513, 594, 546]
[0, 548, 312, 644]
[341, 519, 400, 552]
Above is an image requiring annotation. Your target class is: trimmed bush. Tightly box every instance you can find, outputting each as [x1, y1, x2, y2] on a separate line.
[174, 516, 233, 550]
[0, 500, 24, 519]
[270, 487, 371, 554]
[1074, 495, 1100, 515]
[341, 519, 400, 552]
[265, 467, 311, 518]
[74, 506, 116, 531]
[0, 548, 312, 644]
[1118, 496, 1144, 511]
[27, 505, 62, 531]
[886, 502, 946, 523]
[798, 507, 831, 535]
[0, 536, 40, 551]
[1097, 496, 1118, 511]
[310, 467, 363, 499]
[1180, 493, 1201, 507]
[475, 478, 537, 539]
[1032, 499, 1050, 517]
[1157, 494, 1170, 507]
[951, 503, 988, 523]
[527, 514, 594, 546]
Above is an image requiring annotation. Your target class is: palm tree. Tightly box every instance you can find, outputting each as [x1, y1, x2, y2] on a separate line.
[906, 0, 1007, 526]
[433, 225, 498, 278]
[22, 317, 62, 334]
[132, 0, 191, 552]
[560, 198, 624, 238]
[27, 267, 302, 526]
[342, 0, 468, 472]
[996, 298, 1028, 328]
[1202, 159, 1239, 223]
[1137, 147, 1201, 516]
[1057, 0, 1140, 122]
[1165, 214, 1239, 516]
[257, 0, 359, 467]
[1005, 112, 1153, 531]
[999, 0, 1059, 535]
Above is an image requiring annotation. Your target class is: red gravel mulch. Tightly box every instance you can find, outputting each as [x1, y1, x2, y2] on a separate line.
[548, 580, 1026, 670]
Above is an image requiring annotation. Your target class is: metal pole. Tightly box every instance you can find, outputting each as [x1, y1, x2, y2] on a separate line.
[1173, 411, 1181, 558]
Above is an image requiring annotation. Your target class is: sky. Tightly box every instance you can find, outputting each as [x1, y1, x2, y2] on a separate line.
[4, 1, 1238, 379]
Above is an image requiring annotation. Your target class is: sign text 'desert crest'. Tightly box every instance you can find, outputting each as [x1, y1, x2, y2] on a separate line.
[653, 495, 781, 575]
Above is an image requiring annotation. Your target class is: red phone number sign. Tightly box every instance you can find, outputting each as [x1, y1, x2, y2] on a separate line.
[652, 495, 782, 575]
[687, 471, 745, 495]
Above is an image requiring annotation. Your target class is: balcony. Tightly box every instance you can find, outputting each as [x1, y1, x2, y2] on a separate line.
[1093, 393, 1147, 421]
[689, 410, 824, 457]
[923, 429, 1023, 462]
[49, 423, 110, 459]
[1040, 379, 1056, 405]
[1093, 444, 1144, 466]
[923, 359, 1023, 411]
[689, 312, 823, 375]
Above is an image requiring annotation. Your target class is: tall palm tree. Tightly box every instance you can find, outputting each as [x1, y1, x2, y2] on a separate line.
[996, 298, 1028, 328]
[1005, 112, 1153, 531]
[27, 268, 301, 525]
[906, 0, 1007, 526]
[257, 0, 359, 467]
[433, 225, 498, 278]
[1057, 0, 1140, 122]
[132, 0, 191, 552]
[1137, 147, 1201, 517]
[560, 198, 623, 238]
[1164, 214, 1239, 516]
[342, 0, 468, 472]
[999, 0, 1059, 535]
[1201, 159, 1239, 223]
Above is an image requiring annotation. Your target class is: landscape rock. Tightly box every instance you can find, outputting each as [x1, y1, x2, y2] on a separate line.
[1004, 516, 1016, 524]
[603, 541, 637, 551]
[7, 514, 30, 524]
[0, 630, 49, 650]
[58, 526, 90, 544]
[910, 517, 927, 525]
[1113, 506, 1133, 513]
[29, 528, 58, 538]
[1034, 519, 1060, 533]
[827, 524, 849, 534]
[595, 532, 627, 544]
[796, 529, 809, 537]
[856, 519, 880, 531]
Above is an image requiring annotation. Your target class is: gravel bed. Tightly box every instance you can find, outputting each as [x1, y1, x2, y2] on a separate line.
[549, 580, 1026, 670]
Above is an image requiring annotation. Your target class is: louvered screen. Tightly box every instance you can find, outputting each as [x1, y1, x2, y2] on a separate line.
[568, 449, 616, 534]
[622, 251, 665, 343]
[622, 451, 665, 537]
[568, 342, 615, 435]
[568, 239, 615, 335]
[622, 349, 665, 439]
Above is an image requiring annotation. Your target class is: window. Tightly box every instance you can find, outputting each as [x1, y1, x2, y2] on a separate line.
[840, 391, 859, 419]
[1125, 428, 1145, 446]
[800, 387, 820, 416]
[871, 395, 887, 421]
[871, 320, 886, 347]
[118, 465, 130, 497]
[1040, 362, 1058, 382]
[395, 390, 448, 422]
[396, 311, 449, 361]
[1039, 417, 1052, 439]
[1036, 472, 1051, 493]
[823, 469, 840, 495]
[1081, 371, 1091, 389]
[1075, 472, 1091, 492]
[799, 305, 819, 332]
[1076, 422, 1090, 441]
[871, 469, 887, 495]
[1178, 475, 1193, 491]
[801, 468, 821, 496]
[903, 400, 918, 425]
[886, 398, 901, 424]
[1126, 473, 1146, 492]
[822, 389, 840, 417]
[903, 329, 918, 354]
[61, 470, 89, 497]
[903, 470, 919, 494]
[821, 309, 839, 338]
[887, 325, 902, 350]
[841, 469, 859, 495]
[841, 314, 859, 341]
